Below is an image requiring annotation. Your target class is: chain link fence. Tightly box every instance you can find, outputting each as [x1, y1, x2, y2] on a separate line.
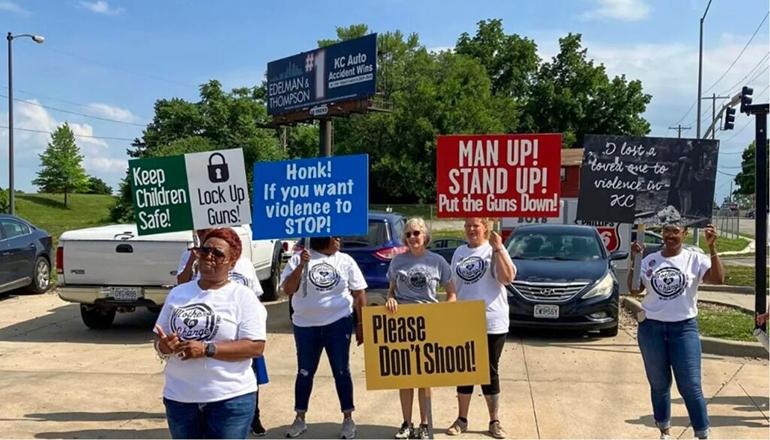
[712, 208, 742, 239]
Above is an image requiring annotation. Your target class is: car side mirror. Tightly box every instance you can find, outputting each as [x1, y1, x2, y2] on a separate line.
[610, 251, 629, 261]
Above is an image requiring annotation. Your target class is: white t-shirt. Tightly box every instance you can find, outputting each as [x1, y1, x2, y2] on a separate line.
[177, 250, 263, 297]
[154, 280, 267, 403]
[280, 250, 367, 327]
[451, 242, 513, 335]
[640, 249, 711, 322]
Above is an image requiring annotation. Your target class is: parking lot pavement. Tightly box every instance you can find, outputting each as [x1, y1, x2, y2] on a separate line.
[0, 291, 767, 439]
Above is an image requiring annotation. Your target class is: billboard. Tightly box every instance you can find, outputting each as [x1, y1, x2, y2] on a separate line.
[251, 154, 369, 240]
[576, 135, 719, 226]
[267, 34, 377, 116]
[436, 134, 562, 218]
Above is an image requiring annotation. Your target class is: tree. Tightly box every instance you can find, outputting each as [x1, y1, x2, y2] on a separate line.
[111, 81, 285, 222]
[85, 176, 113, 195]
[32, 123, 89, 207]
[733, 140, 768, 198]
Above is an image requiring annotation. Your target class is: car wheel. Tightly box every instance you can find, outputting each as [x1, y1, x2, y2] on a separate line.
[599, 323, 619, 337]
[80, 305, 116, 329]
[260, 247, 281, 301]
[28, 256, 51, 293]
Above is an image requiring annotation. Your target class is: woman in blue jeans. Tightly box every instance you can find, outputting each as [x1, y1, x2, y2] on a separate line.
[280, 236, 367, 439]
[154, 228, 268, 439]
[629, 223, 724, 440]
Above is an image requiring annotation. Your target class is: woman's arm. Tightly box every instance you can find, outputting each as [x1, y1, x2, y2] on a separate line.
[177, 339, 264, 361]
[701, 224, 725, 284]
[385, 281, 398, 313]
[282, 250, 310, 296]
[490, 232, 515, 285]
[176, 251, 196, 285]
[445, 280, 457, 302]
[628, 241, 646, 294]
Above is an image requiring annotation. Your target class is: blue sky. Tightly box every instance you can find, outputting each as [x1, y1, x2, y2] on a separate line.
[1, 0, 768, 205]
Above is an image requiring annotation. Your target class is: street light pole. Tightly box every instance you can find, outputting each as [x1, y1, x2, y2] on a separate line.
[6, 32, 44, 215]
[696, 0, 713, 139]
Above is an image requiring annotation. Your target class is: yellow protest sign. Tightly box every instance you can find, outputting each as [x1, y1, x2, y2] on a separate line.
[362, 300, 490, 390]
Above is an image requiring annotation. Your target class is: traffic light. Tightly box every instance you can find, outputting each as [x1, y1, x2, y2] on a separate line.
[740, 86, 753, 114]
[723, 107, 736, 130]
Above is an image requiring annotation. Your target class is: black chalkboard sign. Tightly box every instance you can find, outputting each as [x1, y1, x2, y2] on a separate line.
[576, 135, 719, 227]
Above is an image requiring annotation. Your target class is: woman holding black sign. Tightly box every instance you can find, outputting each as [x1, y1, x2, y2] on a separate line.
[628, 223, 724, 440]
[447, 217, 516, 440]
[280, 236, 367, 439]
[385, 217, 457, 439]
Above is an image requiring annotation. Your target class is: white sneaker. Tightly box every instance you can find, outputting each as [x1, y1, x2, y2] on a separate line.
[286, 417, 307, 438]
[659, 433, 672, 440]
[340, 417, 356, 439]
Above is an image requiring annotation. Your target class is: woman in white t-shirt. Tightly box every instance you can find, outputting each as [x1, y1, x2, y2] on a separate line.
[154, 228, 267, 439]
[385, 217, 456, 440]
[280, 236, 367, 439]
[628, 223, 724, 440]
[447, 218, 516, 440]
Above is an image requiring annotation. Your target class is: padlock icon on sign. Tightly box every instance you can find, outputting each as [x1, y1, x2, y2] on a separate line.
[207, 153, 230, 183]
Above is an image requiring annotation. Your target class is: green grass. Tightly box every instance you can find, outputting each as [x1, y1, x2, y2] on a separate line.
[723, 264, 768, 287]
[14, 193, 117, 249]
[370, 204, 434, 219]
[697, 302, 756, 342]
[688, 233, 749, 253]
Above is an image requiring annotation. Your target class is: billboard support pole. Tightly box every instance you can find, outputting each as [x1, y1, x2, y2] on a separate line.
[320, 119, 333, 157]
[751, 104, 768, 330]
[632, 224, 645, 291]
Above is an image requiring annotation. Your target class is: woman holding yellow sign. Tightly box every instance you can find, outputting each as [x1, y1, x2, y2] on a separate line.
[385, 217, 456, 440]
[447, 217, 516, 440]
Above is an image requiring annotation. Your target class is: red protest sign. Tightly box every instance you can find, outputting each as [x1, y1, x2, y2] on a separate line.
[436, 134, 561, 218]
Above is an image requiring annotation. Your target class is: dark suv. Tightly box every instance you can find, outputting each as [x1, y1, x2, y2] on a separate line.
[292, 211, 406, 289]
[505, 224, 627, 337]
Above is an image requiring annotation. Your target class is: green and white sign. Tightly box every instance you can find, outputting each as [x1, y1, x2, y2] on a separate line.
[129, 148, 251, 235]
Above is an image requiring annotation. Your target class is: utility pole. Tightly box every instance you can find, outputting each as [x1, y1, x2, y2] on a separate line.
[668, 124, 692, 138]
[696, 0, 713, 139]
[702, 93, 731, 139]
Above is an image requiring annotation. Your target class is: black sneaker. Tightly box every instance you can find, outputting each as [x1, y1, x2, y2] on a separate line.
[251, 418, 267, 437]
[415, 424, 430, 439]
[394, 422, 413, 439]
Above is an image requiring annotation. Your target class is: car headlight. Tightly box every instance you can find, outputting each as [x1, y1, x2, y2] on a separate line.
[581, 272, 614, 299]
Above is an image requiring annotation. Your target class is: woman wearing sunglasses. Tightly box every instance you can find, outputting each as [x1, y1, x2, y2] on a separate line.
[385, 217, 456, 440]
[154, 228, 267, 439]
[280, 236, 367, 439]
[629, 223, 724, 440]
[447, 217, 515, 440]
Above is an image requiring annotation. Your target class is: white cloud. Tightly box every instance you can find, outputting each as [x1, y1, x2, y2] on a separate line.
[79, 1, 124, 16]
[581, 0, 651, 22]
[85, 156, 128, 173]
[85, 103, 142, 123]
[0, 1, 30, 15]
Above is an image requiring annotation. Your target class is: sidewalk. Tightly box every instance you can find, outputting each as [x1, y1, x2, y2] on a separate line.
[699, 289, 769, 312]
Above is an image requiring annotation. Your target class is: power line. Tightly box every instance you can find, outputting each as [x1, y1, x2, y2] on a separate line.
[0, 124, 135, 141]
[0, 93, 146, 127]
[720, 52, 770, 95]
[703, 12, 769, 95]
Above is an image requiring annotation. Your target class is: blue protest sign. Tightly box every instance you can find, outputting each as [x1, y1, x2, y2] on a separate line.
[252, 154, 369, 239]
[267, 34, 377, 115]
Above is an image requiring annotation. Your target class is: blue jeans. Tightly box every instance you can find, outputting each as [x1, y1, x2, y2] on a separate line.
[163, 392, 256, 439]
[293, 315, 354, 413]
[637, 318, 709, 438]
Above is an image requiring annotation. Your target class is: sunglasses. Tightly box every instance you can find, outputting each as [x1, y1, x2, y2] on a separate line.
[196, 246, 227, 260]
[405, 230, 422, 238]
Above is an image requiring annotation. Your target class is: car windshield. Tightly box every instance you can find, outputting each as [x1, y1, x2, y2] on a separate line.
[340, 221, 390, 248]
[507, 230, 603, 260]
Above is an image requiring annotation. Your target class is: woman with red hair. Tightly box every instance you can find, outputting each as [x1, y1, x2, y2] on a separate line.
[154, 228, 267, 439]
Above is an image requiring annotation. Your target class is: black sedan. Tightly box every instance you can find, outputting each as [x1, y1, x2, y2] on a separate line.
[0, 214, 52, 294]
[506, 224, 627, 337]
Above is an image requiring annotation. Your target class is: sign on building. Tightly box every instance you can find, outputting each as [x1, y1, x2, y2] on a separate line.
[251, 154, 369, 240]
[436, 134, 562, 218]
[362, 301, 490, 390]
[576, 135, 719, 226]
[267, 34, 377, 116]
[129, 148, 251, 235]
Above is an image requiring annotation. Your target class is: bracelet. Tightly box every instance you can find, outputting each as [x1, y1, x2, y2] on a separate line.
[153, 339, 171, 362]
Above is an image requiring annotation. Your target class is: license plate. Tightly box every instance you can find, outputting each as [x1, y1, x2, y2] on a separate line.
[534, 304, 559, 319]
[109, 287, 141, 301]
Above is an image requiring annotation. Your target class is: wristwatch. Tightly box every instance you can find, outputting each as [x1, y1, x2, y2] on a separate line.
[205, 343, 216, 358]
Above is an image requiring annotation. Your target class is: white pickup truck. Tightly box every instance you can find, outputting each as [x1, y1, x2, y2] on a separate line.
[56, 224, 283, 329]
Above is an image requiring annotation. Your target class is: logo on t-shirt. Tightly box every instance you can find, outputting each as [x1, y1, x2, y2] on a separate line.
[404, 267, 430, 293]
[455, 256, 487, 283]
[309, 262, 341, 292]
[170, 303, 221, 341]
[229, 272, 252, 289]
[650, 266, 686, 300]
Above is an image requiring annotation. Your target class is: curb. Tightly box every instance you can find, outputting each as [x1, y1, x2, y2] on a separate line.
[620, 297, 768, 358]
[700, 284, 757, 294]
[717, 235, 755, 256]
